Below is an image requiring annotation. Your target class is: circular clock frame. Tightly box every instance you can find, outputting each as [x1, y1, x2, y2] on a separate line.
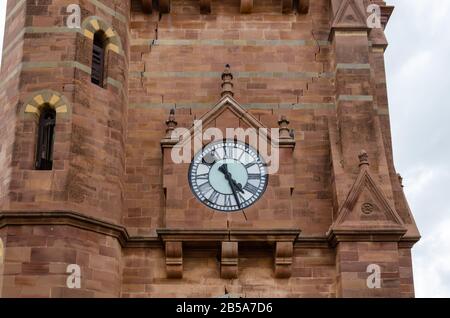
[188, 139, 269, 212]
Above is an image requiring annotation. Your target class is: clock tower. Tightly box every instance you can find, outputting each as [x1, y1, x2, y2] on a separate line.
[0, 0, 420, 297]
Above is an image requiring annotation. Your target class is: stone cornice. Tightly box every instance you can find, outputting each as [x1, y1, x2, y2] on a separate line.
[157, 228, 301, 242]
[0, 211, 161, 248]
[0, 211, 419, 249]
[140, 0, 309, 15]
[0, 211, 299, 247]
[326, 228, 410, 247]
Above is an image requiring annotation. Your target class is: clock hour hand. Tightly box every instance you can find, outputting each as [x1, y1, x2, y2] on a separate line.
[219, 164, 245, 194]
[230, 184, 241, 209]
[232, 180, 245, 194]
[219, 164, 242, 208]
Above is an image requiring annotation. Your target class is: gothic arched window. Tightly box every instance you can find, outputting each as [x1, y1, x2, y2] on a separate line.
[35, 106, 56, 170]
[91, 30, 107, 87]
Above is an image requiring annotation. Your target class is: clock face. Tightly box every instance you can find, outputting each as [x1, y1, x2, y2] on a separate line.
[188, 140, 268, 212]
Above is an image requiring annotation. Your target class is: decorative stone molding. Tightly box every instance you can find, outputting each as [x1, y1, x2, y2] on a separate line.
[157, 229, 300, 242]
[358, 149, 369, 167]
[81, 16, 123, 54]
[330, 0, 368, 38]
[0, 210, 419, 255]
[165, 108, 178, 138]
[140, 0, 310, 15]
[221, 242, 238, 279]
[360, 202, 375, 215]
[221, 64, 234, 97]
[240, 0, 253, 14]
[278, 115, 295, 145]
[22, 90, 71, 120]
[0, 211, 161, 248]
[165, 241, 183, 278]
[274, 242, 293, 278]
[327, 151, 407, 246]
[160, 94, 296, 149]
[327, 228, 407, 246]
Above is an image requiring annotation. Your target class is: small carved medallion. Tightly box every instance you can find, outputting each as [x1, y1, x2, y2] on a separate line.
[361, 203, 374, 215]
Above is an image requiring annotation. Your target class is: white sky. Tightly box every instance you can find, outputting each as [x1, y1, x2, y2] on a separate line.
[0, 0, 448, 298]
[385, 0, 450, 298]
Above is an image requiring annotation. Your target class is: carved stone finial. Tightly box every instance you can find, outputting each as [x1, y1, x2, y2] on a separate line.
[358, 150, 369, 168]
[165, 108, 178, 138]
[397, 173, 404, 188]
[278, 115, 291, 139]
[221, 64, 234, 97]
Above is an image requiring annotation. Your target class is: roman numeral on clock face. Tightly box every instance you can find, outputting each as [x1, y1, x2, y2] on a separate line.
[245, 162, 256, 169]
[224, 195, 233, 206]
[209, 191, 221, 204]
[247, 173, 260, 180]
[238, 191, 246, 203]
[199, 182, 213, 194]
[244, 183, 259, 194]
[222, 144, 228, 159]
[222, 145, 237, 159]
[197, 173, 209, 180]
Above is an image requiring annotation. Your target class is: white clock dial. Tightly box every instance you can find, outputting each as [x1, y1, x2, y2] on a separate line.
[188, 140, 268, 212]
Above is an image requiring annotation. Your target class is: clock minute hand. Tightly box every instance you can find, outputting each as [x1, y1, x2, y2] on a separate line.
[219, 164, 241, 208]
[231, 179, 245, 194]
[230, 182, 241, 209]
[218, 164, 248, 221]
[220, 164, 245, 194]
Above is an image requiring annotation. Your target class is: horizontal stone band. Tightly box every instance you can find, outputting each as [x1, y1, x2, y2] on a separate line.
[132, 39, 330, 47]
[0, 61, 123, 92]
[130, 71, 334, 79]
[6, 0, 126, 23]
[129, 102, 335, 110]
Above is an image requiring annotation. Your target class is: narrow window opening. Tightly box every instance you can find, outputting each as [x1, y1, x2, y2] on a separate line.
[91, 31, 107, 87]
[35, 106, 56, 170]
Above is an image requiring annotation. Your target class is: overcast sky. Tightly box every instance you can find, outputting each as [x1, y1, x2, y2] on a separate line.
[385, 0, 450, 298]
[0, 1, 448, 298]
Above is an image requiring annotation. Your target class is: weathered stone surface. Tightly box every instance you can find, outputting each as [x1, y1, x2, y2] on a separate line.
[0, 0, 419, 298]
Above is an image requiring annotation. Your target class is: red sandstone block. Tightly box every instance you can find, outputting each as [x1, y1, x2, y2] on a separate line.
[30, 248, 77, 263]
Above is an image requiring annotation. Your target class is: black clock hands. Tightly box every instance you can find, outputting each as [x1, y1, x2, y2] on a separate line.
[218, 164, 243, 208]
[219, 164, 249, 221]
[218, 164, 244, 193]
[190, 140, 267, 214]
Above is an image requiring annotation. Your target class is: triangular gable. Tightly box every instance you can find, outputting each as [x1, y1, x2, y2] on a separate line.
[162, 95, 295, 148]
[193, 95, 269, 137]
[331, 165, 406, 231]
[332, 0, 368, 29]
